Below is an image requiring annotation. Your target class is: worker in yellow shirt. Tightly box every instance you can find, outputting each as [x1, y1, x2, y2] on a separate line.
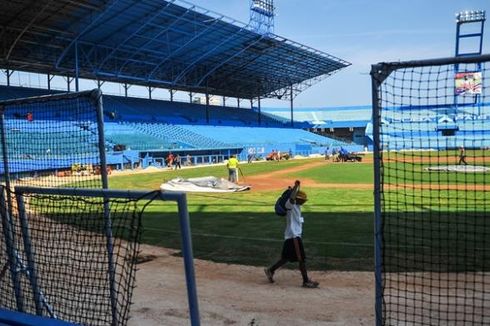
[227, 155, 239, 182]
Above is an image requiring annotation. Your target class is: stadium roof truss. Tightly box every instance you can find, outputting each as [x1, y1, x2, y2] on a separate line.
[0, 0, 350, 100]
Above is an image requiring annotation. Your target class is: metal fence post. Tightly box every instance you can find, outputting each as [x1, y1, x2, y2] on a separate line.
[16, 194, 42, 316]
[176, 194, 200, 326]
[0, 189, 24, 312]
[371, 64, 385, 326]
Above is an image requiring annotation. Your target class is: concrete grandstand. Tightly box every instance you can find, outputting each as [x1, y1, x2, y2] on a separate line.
[0, 85, 362, 171]
[263, 106, 371, 148]
[0, 0, 360, 174]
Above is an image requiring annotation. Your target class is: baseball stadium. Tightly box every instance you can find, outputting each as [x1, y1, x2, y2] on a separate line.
[0, 1, 489, 325]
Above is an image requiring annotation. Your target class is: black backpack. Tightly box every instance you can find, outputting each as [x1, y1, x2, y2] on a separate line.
[274, 187, 292, 216]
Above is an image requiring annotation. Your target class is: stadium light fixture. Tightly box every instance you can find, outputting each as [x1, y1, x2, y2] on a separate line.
[251, 0, 275, 17]
[456, 10, 486, 23]
[250, 0, 275, 34]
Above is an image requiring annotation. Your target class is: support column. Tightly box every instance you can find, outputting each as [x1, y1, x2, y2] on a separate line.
[6, 69, 12, 86]
[290, 85, 294, 127]
[237, 98, 240, 109]
[257, 96, 261, 125]
[250, 99, 253, 109]
[75, 41, 79, 92]
[148, 86, 153, 100]
[67, 75, 72, 92]
[170, 89, 174, 102]
[189, 92, 193, 103]
[47, 73, 53, 90]
[222, 96, 226, 107]
[123, 83, 130, 97]
[205, 92, 210, 124]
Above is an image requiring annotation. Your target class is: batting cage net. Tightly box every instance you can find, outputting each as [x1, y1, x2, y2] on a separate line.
[0, 89, 107, 189]
[371, 54, 490, 325]
[0, 188, 157, 325]
[0, 90, 150, 325]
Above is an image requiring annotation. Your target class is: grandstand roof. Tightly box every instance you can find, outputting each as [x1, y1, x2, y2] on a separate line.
[0, 0, 350, 100]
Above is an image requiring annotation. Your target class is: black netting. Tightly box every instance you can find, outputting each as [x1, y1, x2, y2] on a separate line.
[0, 190, 157, 325]
[0, 91, 105, 189]
[373, 56, 490, 325]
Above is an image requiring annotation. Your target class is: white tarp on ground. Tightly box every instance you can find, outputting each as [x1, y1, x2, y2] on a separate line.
[425, 165, 490, 173]
[160, 176, 251, 193]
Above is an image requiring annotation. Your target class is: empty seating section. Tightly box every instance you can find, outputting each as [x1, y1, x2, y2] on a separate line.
[104, 96, 203, 124]
[104, 123, 171, 151]
[0, 85, 58, 100]
[264, 106, 372, 124]
[103, 94, 285, 127]
[128, 123, 228, 149]
[179, 125, 355, 149]
[104, 123, 355, 152]
[0, 85, 353, 153]
[3, 120, 98, 159]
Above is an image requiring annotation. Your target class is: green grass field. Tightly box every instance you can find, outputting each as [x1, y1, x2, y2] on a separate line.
[109, 158, 374, 271]
[107, 155, 490, 271]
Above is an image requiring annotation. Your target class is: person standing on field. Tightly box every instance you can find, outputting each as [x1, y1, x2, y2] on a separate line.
[458, 146, 468, 165]
[174, 154, 182, 169]
[264, 180, 319, 288]
[226, 155, 239, 182]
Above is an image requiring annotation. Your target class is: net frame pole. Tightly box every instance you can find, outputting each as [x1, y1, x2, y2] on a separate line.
[371, 64, 384, 326]
[103, 199, 118, 326]
[0, 108, 24, 313]
[16, 195, 43, 316]
[0, 109, 13, 214]
[372, 53, 490, 72]
[92, 89, 118, 325]
[0, 189, 24, 313]
[176, 194, 200, 326]
[93, 89, 109, 190]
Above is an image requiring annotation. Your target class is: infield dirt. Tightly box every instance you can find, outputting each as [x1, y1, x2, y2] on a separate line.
[130, 245, 374, 326]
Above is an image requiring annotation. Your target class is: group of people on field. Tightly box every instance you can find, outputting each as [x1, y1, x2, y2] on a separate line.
[165, 152, 181, 169]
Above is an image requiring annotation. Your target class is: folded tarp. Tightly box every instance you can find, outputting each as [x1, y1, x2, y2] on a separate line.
[160, 176, 251, 193]
[425, 165, 490, 173]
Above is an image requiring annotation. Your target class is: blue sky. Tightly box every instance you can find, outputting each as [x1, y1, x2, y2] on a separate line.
[190, 0, 490, 108]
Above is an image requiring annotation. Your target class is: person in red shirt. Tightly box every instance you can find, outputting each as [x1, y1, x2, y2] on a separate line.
[166, 152, 174, 168]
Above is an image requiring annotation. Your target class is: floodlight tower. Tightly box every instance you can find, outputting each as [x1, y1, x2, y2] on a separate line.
[454, 10, 485, 112]
[250, 0, 275, 35]
[455, 10, 486, 57]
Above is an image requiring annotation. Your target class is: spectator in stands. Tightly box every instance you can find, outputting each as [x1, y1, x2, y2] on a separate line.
[264, 180, 319, 288]
[26, 112, 33, 122]
[226, 155, 239, 183]
[458, 146, 468, 165]
[174, 154, 182, 169]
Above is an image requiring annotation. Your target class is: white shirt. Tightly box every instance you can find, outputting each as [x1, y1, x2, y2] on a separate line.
[284, 200, 304, 239]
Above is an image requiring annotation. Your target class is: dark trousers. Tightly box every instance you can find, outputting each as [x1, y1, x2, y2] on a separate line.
[269, 237, 309, 283]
